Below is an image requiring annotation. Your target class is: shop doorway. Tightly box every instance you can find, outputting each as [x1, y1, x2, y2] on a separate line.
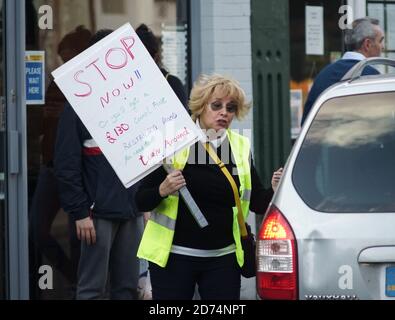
[26, 0, 190, 299]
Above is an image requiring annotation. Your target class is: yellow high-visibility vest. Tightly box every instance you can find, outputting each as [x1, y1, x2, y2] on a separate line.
[137, 129, 252, 267]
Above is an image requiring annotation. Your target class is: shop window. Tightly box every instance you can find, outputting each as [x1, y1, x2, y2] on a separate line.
[368, 0, 395, 73]
[289, 0, 344, 138]
[101, 0, 125, 14]
[28, 0, 190, 300]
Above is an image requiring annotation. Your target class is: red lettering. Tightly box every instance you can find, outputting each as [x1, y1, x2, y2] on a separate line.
[86, 58, 107, 81]
[123, 77, 134, 90]
[138, 148, 161, 166]
[105, 48, 128, 69]
[73, 70, 92, 97]
[164, 127, 190, 148]
[113, 123, 129, 136]
[106, 131, 117, 144]
[112, 89, 121, 97]
[139, 155, 148, 166]
[100, 92, 110, 108]
[120, 36, 136, 60]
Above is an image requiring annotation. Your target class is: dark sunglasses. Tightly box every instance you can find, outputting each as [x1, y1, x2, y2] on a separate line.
[209, 101, 238, 113]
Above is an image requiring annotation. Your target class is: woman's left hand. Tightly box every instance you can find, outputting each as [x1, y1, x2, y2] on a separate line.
[271, 167, 283, 192]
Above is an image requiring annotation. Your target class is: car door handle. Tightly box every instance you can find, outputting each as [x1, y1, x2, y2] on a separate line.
[358, 246, 395, 263]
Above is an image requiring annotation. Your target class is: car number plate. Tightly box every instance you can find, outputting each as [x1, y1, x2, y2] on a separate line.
[386, 266, 395, 297]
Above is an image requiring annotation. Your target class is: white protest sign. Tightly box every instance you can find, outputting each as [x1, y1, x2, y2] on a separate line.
[52, 23, 202, 187]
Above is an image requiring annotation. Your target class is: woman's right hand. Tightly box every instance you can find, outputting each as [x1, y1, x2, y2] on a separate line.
[159, 170, 186, 197]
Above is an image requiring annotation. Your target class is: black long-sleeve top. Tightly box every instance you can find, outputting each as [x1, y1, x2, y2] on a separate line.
[136, 140, 273, 250]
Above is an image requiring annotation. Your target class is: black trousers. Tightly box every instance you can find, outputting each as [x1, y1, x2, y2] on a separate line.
[149, 252, 241, 300]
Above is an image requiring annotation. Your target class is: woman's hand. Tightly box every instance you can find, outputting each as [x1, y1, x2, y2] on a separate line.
[159, 170, 186, 197]
[271, 167, 283, 192]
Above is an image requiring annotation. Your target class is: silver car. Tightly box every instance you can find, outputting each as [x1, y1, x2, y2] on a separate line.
[256, 58, 395, 300]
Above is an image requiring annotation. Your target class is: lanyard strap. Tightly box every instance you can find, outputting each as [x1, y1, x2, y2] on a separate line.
[203, 142, 247, 237]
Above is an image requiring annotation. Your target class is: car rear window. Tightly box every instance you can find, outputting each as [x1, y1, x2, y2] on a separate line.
[293, 91, 395, 213]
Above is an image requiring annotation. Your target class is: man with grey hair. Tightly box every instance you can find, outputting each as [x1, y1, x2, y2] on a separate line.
[301, 17, 384, 124]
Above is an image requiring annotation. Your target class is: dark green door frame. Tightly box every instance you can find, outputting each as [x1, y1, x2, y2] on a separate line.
[251, 0, 291, 187]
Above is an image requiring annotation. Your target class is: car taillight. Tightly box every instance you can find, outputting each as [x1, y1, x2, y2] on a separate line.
[256, 205, 298, 300]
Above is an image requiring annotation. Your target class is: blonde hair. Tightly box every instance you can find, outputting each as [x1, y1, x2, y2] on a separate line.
[189, 74, 251, 121]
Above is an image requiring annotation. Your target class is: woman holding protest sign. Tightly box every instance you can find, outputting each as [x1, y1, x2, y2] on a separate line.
[135, 74, 282, 300]
[135, 23, 190, 299]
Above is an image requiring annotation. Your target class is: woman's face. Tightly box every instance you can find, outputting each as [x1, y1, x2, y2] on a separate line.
[199, 89, 237, 131]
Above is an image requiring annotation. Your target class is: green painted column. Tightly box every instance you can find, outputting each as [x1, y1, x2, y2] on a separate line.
[251, 0, 291, 188]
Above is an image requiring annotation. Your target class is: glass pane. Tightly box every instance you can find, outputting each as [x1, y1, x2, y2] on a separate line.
[368, 1, 395, 73]
[0, 0, 6, 300]
[289, 0, 344, 139]
[293, 92, 395, 213]
[28, 0, 189, 299]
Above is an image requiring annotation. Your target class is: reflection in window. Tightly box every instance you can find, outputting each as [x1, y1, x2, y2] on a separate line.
[101, 0, 125, 14]
[368, 1, 395, 73]
[161, 24, 188, 86]
[289, 0, 344, 139]
[293, 92, 395, 213]
[29, 0, 189, 299]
